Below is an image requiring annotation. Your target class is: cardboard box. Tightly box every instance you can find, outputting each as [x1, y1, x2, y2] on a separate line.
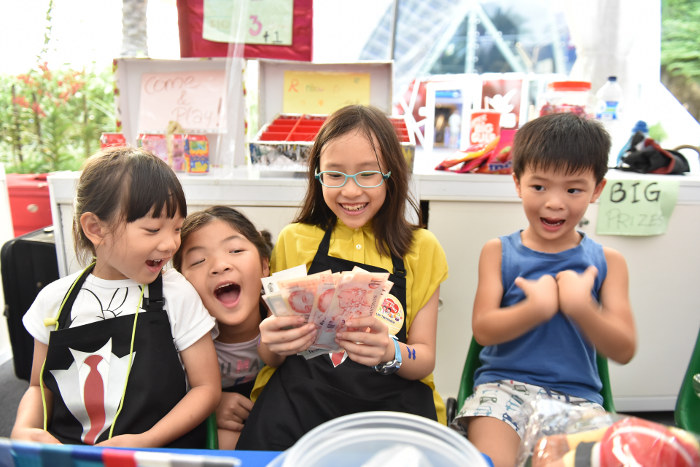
[256, 60, 393, 126]
[250, 114, 415, 173]
[114, 58, 227, 164]
[249, 60, 416, 175]
[249, 114, 325, 173]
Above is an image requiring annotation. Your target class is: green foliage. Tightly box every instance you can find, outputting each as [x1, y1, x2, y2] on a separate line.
[661, 0, 700, 80]
[0, 63, 116, 174]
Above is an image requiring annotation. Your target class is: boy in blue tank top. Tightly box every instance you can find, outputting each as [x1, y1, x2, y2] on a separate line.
[454, 113, 637, 467]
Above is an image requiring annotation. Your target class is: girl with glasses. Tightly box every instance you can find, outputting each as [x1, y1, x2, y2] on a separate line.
[237, 105, 449, 450]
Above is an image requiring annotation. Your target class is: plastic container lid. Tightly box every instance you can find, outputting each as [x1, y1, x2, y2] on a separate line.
[277, 411, 489, 467]
[549, 81, 592, 91]
[288, 428, 471, 466]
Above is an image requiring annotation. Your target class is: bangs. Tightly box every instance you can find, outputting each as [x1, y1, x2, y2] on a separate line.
[529, 128, 605, 176]
[123, 154, 187, 222]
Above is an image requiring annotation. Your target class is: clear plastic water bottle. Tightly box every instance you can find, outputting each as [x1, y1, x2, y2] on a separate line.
[596, 76, 625, 165]
[596, 76, 623, 122]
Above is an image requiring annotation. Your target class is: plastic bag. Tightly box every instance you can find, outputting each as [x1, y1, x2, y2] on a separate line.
[517, 398, 700, 467]
[617, 138, 690, 175]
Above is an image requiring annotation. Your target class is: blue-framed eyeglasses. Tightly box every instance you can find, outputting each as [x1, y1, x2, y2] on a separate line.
[315, 170, 392, 188]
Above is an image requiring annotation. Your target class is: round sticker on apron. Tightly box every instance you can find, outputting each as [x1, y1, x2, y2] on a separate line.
[374, 294, 405, 336]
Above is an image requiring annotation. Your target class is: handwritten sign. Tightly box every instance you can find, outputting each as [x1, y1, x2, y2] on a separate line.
[137, 70, 226, 133]
[282, 71, 371, 114]
[596, 179, 679, 236]
[203, 0, 293, 45]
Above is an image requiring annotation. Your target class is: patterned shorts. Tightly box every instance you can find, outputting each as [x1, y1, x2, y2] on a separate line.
[452, 379, 604, 438]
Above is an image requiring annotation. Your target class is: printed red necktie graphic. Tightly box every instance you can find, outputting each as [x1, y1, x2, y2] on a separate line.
[83, 354, 106, 444]
[330, 351, 345, 367]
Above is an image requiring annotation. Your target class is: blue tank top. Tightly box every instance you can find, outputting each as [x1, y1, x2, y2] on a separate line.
[473, 231, 607, 404]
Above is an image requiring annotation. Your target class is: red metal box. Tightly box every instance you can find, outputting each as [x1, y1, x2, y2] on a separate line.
[6, 173, 53, 237]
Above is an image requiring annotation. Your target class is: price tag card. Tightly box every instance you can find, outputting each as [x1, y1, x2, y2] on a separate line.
[596, 179, 679, 236]
[203, 0, 293, 46]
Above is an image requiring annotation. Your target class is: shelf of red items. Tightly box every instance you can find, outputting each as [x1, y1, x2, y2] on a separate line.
[257, 114, 413, 144]
[258, 114, 326, 142]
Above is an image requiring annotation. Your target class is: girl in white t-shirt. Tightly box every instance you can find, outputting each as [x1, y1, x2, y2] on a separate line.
[11, 147, 220, 448]
[174, 205, 272, 449]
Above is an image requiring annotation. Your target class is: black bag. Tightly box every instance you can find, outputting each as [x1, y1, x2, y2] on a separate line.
[1, 227, 59, 381]
[618, 138, 690, 175]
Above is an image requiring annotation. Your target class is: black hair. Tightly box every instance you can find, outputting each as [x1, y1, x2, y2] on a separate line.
[73, 146, 187, 264]
[512, 112, 611, 183]
[173, 205, 273, 271]
[295, 105, 420, 258]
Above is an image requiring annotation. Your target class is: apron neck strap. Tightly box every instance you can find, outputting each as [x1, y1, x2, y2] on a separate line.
[142, 273, 164, 313]
[56, 263, 95, 329]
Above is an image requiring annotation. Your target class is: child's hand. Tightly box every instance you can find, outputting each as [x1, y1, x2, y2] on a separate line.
[216, 392, 253, 433]
[259, 315, 317, 356]
[11, 428, 61, 444]
[556, 266, 598, 319]
[514, 274, 559, 322]
[335, 316, 391, 366]
[97, 433, 151, 448]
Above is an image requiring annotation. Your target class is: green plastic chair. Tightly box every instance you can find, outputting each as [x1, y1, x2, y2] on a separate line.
[447, 336, 616, 423]
[674, 328, 700, 435]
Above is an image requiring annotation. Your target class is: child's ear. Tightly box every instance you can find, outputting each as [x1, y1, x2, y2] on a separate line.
[591, 179, 607, 203]
[512, 173, 523, 198]
[80, 212, 107, 246]
[261, 258, 270, 278]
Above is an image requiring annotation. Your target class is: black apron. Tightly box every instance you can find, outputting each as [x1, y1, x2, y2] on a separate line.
[42, 266, 206, 448]
[237, 227, 437, 451]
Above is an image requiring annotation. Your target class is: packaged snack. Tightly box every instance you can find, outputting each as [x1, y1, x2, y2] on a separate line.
[137, 133, 168, 163]
[167, 133, 186, 172]
[184, 134, 209, 174]
[137, 133, 187, 172]
[469, 110, 502, 146]
[100, 132, 126, 148]
[518, 398, 700, 467]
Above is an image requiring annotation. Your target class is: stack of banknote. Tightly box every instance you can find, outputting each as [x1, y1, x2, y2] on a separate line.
[261, 265, 393, 357]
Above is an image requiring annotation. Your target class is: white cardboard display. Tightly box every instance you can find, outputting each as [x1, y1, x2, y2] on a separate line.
[256, 60, 393, 132]
[114, 57, 228, 149]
